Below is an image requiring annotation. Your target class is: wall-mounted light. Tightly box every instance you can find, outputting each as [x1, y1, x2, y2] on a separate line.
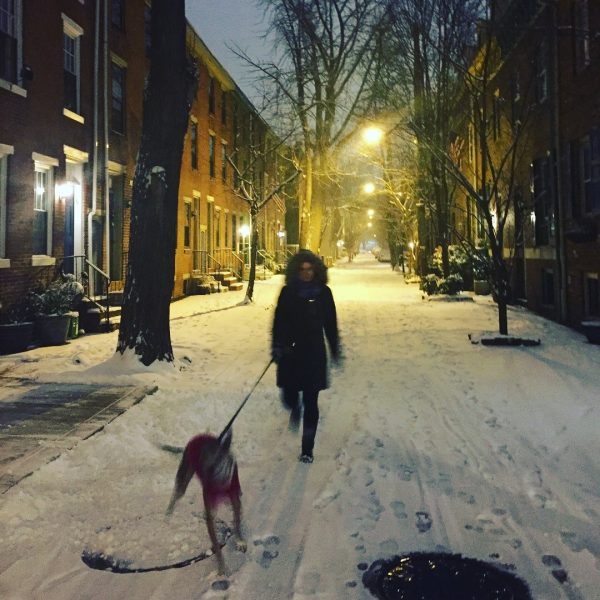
[57, 181, 75, 199]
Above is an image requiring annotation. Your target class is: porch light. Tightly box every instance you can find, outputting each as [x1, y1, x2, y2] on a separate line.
[57, 181, 75, 199]
[239, 224, 250, 237]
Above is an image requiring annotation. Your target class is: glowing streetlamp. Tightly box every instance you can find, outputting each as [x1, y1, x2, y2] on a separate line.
[362, 126, 384, 146]
[367, 209, 375, 218]
[363, 181, 375, 194]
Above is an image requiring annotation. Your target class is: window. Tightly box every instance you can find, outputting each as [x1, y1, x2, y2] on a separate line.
[564, 140, 581, 218]
[232, 213, 237, 250]
[209, 134, 216, 178]
[581, 130, 600, 214]
[221, 90, 227, 124]
[208, 76, 215, 114]
[215, 209, 221, 247]
[535, 41, 548, 103]
[574, 0, 590, 72]
[190, 120, 198, 170]
[541, 269, 554, 306]
[584, 273, 599, 317]
[111, 0, 124, 29]
[0, 144, 12, 259]
[33, 160, 55, 256]
[144, 4, 151, 56]
[183, 200, 192, 248]
[111, 61, 125, 133]
[0, 0, 21, 84]
[62, 16, 83, 114]
[532, 157, 553, 245]
[221, 143, 227, 183]
[224, 212, 229, 247]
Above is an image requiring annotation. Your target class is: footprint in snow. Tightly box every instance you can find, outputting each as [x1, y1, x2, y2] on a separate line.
[416, 511, 432, 533]
[253, 535, 280, 569]
[542, 554, 569, 584]
[390, 500, 408, 520]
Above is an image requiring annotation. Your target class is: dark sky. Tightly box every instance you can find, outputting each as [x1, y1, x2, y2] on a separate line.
[185, 1, 271, 102]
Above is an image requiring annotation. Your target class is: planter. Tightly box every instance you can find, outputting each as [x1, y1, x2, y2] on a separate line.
[473, 280, 491, 295]
[0, 322, 35, 354]
[35, 314, 71, 346]
[581, 321, 600, 344]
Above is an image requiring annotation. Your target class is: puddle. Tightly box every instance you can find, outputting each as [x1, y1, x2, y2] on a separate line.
[362, 552, 532, 599]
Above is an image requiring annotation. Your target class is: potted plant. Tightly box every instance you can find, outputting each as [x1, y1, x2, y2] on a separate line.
[31, 276, 83, 346]
[0, 299, 36, 354]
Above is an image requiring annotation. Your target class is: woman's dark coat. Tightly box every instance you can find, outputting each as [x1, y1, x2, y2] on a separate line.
[272, 254, 339, 392]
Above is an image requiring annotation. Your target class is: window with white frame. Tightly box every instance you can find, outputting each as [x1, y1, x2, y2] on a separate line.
[584, 272, 599, 318]
[0, 0, 21, 84]
[221, 142, 227, 183]
[62, 14, 83, 114]
[0, 144, 12, 259]
[575, 0, 590, 72]
[532, 156, 553, 245]
[535, 40, 548, 103]
[209, 134, 216, 179]
[33, 159, 55, 256]
[183, 200, 192, 248]
[111, 58, 126, 133]
[581, 130, 600, 214]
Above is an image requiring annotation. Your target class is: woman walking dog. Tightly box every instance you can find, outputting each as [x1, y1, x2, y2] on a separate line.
[272, 250, 341, 463]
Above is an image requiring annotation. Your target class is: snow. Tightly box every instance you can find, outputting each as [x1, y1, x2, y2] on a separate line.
[0, 252, 599, 599]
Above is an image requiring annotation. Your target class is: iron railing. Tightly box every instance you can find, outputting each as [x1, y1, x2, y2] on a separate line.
[59, 255, 111, 330]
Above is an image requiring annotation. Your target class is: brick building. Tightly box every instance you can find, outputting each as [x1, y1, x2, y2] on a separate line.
[455, 0, 599, 329]
[0, 0, 284, 317]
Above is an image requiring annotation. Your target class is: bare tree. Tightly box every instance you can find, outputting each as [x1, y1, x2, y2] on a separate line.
[433, 2, 537, 335]
[227, 147, 300, 302]
[116, 0, 196, 365]
[242, 0, 387, 254]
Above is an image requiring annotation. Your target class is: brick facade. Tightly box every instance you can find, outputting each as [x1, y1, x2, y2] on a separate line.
[0, 1, 284, 315]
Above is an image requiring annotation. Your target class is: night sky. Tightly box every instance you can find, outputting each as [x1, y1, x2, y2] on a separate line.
[185, 0, 271, 102]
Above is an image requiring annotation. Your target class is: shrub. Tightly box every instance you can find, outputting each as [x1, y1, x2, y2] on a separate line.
[438, 273, 464, 295]
[420, 274, 440, 295]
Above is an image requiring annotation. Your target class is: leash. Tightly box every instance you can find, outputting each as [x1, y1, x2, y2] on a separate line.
[218, 359, 273, 442]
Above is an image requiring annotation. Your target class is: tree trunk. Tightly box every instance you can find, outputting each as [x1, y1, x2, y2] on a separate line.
[245, 205, 259, 302]
[299, 150, 313, 249]
[116, 0, 192, 365]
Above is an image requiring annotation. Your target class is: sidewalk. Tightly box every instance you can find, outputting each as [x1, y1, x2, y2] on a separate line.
[0, 283, 262, 496]
[0, 375, 156, 493]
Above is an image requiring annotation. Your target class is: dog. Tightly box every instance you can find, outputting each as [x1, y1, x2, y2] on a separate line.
[166, 428, 247, 574]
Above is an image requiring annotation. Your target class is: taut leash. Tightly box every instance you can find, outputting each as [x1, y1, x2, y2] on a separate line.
[218, 359, 273, 442]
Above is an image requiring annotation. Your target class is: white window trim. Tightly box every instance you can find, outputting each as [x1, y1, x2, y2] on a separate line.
[63, 108, 85, 124]
[62, 14, 83, 116]
[32, 153, 58, 258]
[0, 144, 14, 264]
[0, 0, 25, 95]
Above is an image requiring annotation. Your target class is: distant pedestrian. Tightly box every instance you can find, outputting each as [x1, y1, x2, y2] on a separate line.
[271, 250, 341, 463]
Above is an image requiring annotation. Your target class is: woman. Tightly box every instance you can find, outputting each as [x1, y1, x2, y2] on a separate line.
[271, 250, 341, 463]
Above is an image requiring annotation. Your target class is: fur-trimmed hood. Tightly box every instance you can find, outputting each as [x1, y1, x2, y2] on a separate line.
[284, 250, 328, 285]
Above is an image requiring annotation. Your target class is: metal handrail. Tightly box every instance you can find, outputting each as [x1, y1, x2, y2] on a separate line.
[59, 254, 111, 330]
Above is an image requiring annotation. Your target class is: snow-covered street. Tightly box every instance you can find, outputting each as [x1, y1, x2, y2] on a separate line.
[0, 252, 599, 599]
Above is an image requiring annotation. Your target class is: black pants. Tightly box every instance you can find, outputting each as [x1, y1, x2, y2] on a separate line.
[283, 388, 320, 455]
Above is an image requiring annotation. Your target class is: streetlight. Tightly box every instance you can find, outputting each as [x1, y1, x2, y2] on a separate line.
[363, 181, 375, 194]
[362, 126, 384, 146]
[367, 209, 374, 219]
